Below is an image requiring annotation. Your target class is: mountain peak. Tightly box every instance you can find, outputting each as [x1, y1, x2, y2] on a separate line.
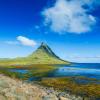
[40, 42, 49, 47]
[41, 42, 47, 46]
[27, 42, 70, 64]
[30, 42, 60, 59]
[0, 42, 70, 65]
[40, 42, 49, 49]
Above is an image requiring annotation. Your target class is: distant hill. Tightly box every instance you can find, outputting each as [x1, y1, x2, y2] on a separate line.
[0, 42, 70, 65]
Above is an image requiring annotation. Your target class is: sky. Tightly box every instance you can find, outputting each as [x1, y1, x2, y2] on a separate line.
[0, 0, 100, 63]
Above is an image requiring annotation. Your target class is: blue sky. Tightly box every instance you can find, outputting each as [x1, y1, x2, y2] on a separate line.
[0, 0, 100, 63]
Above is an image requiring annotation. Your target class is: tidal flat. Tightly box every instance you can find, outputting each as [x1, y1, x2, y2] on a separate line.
[0, 64, 100, 100]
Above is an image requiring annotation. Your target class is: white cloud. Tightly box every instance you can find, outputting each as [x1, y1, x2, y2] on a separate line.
[17, 36, 37, 47]
[42, 0, 97, 34]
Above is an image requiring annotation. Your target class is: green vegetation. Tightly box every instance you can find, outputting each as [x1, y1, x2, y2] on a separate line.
[0, 64, 100, 100]
[0, 64, 57, 79]
[0, 43, 99, 99]
[0, 69, 21, 79]
[40, 77, 100, 99]
[0, 43, 70, 66]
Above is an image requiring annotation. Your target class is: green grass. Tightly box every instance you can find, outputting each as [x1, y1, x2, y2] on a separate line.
[39, 77, 100, 99]
[0, 64, 100, 100]
[0, 56, 69, 66]
[0, 64, 57, 79]
[0, 43, 70, 66]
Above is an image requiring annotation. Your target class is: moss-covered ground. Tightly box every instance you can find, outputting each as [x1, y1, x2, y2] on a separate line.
[0, 64, 100, 100]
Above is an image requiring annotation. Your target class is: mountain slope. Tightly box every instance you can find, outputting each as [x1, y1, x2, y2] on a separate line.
[0, 43, 70, 65]
[29, 42, 60, 59]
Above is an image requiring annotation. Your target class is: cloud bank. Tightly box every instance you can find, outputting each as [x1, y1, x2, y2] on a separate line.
[42, 0, 98, 34]
[17, 36, 37, 47]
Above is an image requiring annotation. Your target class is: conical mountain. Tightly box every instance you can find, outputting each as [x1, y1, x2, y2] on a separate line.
[27, 42, 70, 64]
[29, 42, 60, 59]
[0, 42, 70, 65]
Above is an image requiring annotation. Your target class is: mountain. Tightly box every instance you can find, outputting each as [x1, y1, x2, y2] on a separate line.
[0, 42, 70, 65]
[29, 42, 60, 59]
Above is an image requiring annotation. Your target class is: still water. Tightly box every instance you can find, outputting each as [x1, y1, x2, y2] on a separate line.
[51, 63, 100, 79]
[8, 63, 100, 80]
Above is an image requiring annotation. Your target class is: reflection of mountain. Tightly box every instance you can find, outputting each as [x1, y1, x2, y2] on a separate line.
[0, 42, 70, 65]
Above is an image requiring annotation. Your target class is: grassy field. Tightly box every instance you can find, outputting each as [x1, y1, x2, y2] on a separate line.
[0, 43, 70, 66]
[40, 77, 100, 100]
[0, 57, 69, 66]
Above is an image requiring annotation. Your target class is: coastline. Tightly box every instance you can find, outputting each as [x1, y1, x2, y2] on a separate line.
[0, 74, 82, 100]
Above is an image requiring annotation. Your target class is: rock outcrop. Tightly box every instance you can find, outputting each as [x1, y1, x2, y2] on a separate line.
[0, 74, 82, 100]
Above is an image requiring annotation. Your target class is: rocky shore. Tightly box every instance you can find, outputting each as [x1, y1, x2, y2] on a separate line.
[0, 74, 82, 100]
